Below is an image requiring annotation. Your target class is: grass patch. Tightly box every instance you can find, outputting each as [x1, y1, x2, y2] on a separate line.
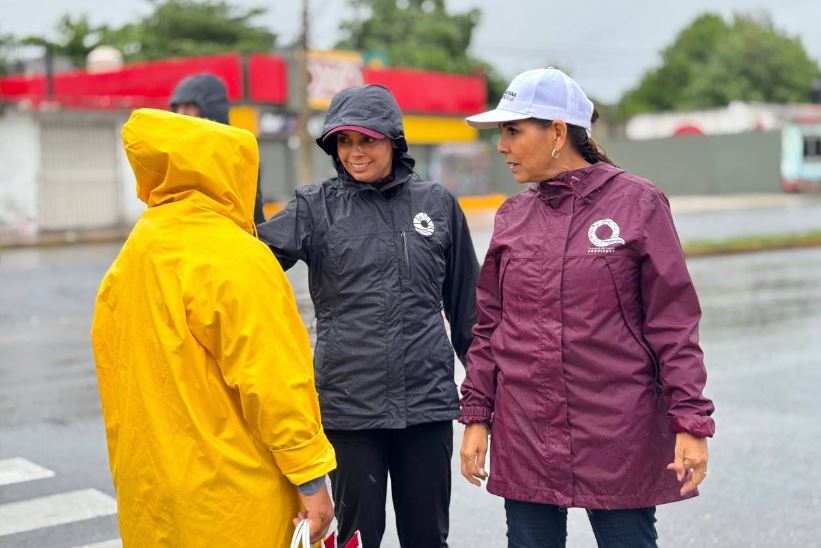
[683, 230, 821, 257]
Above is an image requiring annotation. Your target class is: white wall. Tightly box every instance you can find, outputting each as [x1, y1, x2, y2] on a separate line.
[0, 108, 39, 238]
[626, 102, 785, 140]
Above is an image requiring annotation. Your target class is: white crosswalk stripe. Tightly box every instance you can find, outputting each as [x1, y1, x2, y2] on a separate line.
[0, 456, 122, 546]
[0, 488, 117, 537]
[0, 457, 55, 486]
[74, 540, 123, 548]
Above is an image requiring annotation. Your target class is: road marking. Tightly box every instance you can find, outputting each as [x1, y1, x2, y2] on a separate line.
[0, 457, 55, 486]
[74, 540, 122, 548]
[0, 489, 117, 537]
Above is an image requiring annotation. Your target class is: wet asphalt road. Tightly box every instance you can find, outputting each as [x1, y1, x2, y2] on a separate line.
[1, 213, 820, 547]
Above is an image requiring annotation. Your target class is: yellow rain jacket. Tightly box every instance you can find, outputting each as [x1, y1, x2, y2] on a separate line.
[91, 109, 335, 547]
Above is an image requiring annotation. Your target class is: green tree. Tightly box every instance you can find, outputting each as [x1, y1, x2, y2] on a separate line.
[13, 0, 276, 68]
[0, 31, 19, 75]
[618, 13, 821, 116]
[36, 14, 106, 67]
[106, 0, 276, 61]
[336, 0, 502, 106]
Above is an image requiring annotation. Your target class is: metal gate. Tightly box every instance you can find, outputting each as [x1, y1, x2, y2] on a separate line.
[37, 115, 122, 231]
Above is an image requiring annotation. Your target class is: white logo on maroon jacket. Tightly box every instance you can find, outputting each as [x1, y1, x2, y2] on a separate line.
[588, 219, 625, 248]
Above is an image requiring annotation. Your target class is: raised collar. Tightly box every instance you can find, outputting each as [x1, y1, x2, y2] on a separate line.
[531, 162, 624, 205]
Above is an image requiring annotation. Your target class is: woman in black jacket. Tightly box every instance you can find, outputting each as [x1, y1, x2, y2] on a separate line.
[258, 84, 479, 547]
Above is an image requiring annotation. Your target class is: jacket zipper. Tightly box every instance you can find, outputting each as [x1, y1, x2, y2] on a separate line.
[401, 231, 410, 277]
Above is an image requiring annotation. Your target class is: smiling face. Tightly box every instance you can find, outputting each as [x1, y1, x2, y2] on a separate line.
[497, 119, 562, 184]
[336, 130, 394, 183]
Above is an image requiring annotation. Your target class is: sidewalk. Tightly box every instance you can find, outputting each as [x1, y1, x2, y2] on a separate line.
[460, 192, 821, 243]
[669, 193, 821, 243]
[2, 193, 821, 251]
[668, 192, 821, 214]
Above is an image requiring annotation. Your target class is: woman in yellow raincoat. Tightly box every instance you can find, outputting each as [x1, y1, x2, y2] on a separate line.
[91, 109, 336, 547]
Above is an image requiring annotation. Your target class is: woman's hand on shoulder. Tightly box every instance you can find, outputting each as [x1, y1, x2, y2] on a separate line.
[667, 432, 709, 495]
[460, 422, 490, 486]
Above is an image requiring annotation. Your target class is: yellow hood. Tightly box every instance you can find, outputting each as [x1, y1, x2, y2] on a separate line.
[122, 108, 258, 233]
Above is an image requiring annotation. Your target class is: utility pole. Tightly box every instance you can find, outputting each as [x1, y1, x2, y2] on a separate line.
[44, 44, 54, 101]
[296, 0, 313, 185]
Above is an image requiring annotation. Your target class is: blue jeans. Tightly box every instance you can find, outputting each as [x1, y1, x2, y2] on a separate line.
[504, 499, 658, 548]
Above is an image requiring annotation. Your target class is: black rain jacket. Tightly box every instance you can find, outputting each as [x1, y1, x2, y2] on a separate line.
[258, 85, 480, 429]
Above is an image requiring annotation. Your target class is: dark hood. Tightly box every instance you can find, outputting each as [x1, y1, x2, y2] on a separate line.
[170, 74, 229, 125]
[316, 84, 414, 169]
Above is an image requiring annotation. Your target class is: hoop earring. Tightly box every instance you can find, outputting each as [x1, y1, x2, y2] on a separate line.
[551, 148, 560, 159]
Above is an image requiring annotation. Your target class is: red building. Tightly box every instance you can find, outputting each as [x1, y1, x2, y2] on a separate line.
[0, 51, 492, 237]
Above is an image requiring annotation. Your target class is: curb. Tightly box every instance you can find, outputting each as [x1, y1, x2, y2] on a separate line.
[4, 227, 821, 259]
[3, 195, 821, 258]
[262, 195, 510, 219]
[1, 196, 512, 250]
[682, 232, 821, 257]
[0, 228, 131, 250]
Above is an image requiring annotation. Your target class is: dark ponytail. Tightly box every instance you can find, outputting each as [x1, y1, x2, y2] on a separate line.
[535, 109, 616, 166]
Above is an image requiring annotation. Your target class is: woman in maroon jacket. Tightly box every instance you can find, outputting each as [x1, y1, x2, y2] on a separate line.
[458, 68, 715, 548]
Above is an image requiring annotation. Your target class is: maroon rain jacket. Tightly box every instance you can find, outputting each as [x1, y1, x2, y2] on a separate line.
[459, 162, 715, 510]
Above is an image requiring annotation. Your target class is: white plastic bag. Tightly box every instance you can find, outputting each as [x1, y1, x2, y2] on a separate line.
[291, 520, 364, 548]
[290, 519, 311, 548]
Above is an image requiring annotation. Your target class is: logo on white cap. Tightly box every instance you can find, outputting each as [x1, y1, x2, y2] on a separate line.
[466, 68, 594, 133]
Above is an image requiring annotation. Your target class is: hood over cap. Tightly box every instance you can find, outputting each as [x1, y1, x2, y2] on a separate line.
[170, 73, 230, 124]
[122, 108, 258, 233]
[317, 84, 413, 167]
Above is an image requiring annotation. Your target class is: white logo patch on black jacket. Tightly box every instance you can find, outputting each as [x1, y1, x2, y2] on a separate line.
[413, 212, 435, 237]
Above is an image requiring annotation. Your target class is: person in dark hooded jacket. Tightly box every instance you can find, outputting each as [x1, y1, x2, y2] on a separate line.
[170, 73, 266, 224]
[258, 84, 480, 547]
[458, 68, 715, 548]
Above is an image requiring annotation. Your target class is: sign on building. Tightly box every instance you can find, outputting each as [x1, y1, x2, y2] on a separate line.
[307, 50, 365, 110]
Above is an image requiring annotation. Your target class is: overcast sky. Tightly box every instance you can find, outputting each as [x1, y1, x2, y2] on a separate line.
[3, 0, 820, 104]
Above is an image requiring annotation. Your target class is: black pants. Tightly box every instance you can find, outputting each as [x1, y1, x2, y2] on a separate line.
[326, 421, 453, 548]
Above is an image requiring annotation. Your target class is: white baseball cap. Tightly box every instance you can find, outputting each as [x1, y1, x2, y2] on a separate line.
[466, 68, 594, 134]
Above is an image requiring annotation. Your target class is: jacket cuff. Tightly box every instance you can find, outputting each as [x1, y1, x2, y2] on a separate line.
[271, 429, 337, 485]
[670, 414, 715, 438]
[458, 405, 492, 425]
